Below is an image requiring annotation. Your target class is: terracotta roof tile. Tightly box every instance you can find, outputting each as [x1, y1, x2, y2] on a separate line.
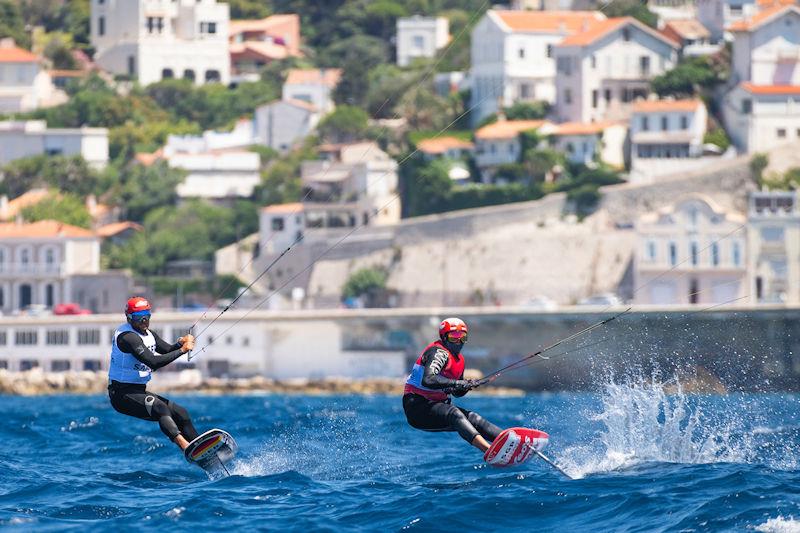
[493, 10, 606, 32]
[663, 19, 710, 40]
[96, 221, 143, 238]
[560, 16, 679, 47]
[0, 46, 39, 63]
[285, 68, 342, 87]
[632, 99, 703, 112]
[476, 119, 548, 140]
[548, 122, 615, 136]
[262, 202, 304, 214]
[417, 136, 475, 154]
[0, 220, 95, 239]
[740, 82, 800, 95]
[0, 188, 50, 220]
[728, 4, 798, 31]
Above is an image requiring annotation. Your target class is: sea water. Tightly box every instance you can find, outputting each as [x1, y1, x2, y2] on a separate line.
[1, 380, 799, 532]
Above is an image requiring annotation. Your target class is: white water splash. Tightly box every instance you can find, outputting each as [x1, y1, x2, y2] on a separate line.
[561, 378, 749, 478]
[754, 516, 800, 533]
[230, 446, 293, 478]
[60, 417, 100, 432]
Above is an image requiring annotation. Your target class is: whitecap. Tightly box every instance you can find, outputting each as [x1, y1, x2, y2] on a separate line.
[753, 516, 800, 533]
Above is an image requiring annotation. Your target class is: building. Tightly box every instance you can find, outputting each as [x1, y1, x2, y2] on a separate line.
[300, 141, 400, 227]
[723, 5, 800, 152]
[543, 121, 628, 167]
[553, 17, 679, 124]
[282, 68, 341, 115]
[96, 221, 143, 246]
[469, 9, 607, 123]
[90, 0, 231, 86]
[253, 99, 320, 153]
[0, 220, 103, 313]
[396, 16, 450, 67]
[697, 0, 773, 43]
[629, 98, 714, 183]
[661, 19, 719, 57]
[747, 190, 800, 304]
[417, 136, 475, 160]
[259, 202, 305, 256]
[0, 120, 109, 169]
[229, 14, 301, 81]
[0, 41, 67, 112]
[474, 119, 549, 180]
[634, 195, 747, 305]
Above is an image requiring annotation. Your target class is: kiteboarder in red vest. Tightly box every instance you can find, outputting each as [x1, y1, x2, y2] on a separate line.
[403, 317, 503, 452]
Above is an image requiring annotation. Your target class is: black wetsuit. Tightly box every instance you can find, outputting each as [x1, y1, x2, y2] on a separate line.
[108, 330, 199, 442]
[403, 344, 502, 444]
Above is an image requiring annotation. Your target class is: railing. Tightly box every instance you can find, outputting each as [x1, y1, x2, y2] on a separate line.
[0, 263, 63, 276]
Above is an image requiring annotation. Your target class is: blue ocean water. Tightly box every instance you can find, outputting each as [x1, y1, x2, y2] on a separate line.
[1, 381, 800, 532]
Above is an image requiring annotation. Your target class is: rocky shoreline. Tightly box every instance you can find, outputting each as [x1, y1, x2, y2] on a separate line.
[0, 369, 526, 396]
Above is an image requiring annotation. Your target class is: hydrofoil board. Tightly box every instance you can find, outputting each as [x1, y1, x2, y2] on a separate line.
[484, 427, 549, 468]
[184, 428, 238, 477]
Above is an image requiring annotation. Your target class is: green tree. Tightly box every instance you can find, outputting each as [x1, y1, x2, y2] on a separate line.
[567, 184, 602, 219]
[43, 34, 78, 69]
[342, 266, 388, 305]
[329, 35, 390, 106]
[20, 191, 92, 228]
[318, 105, 370, 142]
[0, 155, 102, 198]
[750, 153, 769, 183]
[0, 0, 31, 49]
[113, 161, 186, 222]
[226, 0, 271, 19]
[365, 1, 408, 42]
[651, 56, 724, 98]
[401, 157, 453, 216]
[703, 128, 730, 151]
[504, 101, 550, 120]
[522, 148, 560, 183]
[602, 0, 658, 28]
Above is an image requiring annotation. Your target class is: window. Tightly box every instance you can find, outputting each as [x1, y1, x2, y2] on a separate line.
[20, 360, 39, 371]
[564, 88, 572, 104]
[51, 360, 71, 372]
[661, 116, 668, 130]
[647, 240, 656, 261]
[205, 70, 220, 82]
[98, 16, 105, 36]
[680, 116, 688, 129]
[640, 56, 650, 76]
[127, 56, 135, 75]
[777, 128, 786, 138]
[45, 147, 63, 156]
[689, 279, 699, 304]
[15, 330, 38, 345]
[0, 330, 6, 345]
[200, 21, 217, 34]
[592, 90, 598, 108]
[546, 44, 552, 58]
[413, 35, 424, 49]
[20, 248, 30, 265]
[641, 116, 649, 131]
[0, 287, 3, 308]
[184, 69, 195, 81]
[566, 143, 574, 154]
[732, 242, 741, 266]
[78, 329, 101, 345]
[45, 248, 55, 265]
[242, 336, 250, 347]
[669, 242, 677, 266]
[46, 330, 69, 345]
[162, 68, 174, 78]
[518, 47, 525, 59]
[83, 360, 102, 371]
[690, 241, 699, 266]
[226, 335, 233, 345]
[520, 83, 530, 99]
[147, 17, 164, 34]
[711, 242, 719, 266]
[604, 89, 611, 103]
[0, 360, 6, 369]
[742, 99, 752, 114]
[622, 28, 631, 41]
[271, 217, 285, 231]
[590, 55, 596, 68]
[761, 227, 784, 241]
[45, 284, 54, 307]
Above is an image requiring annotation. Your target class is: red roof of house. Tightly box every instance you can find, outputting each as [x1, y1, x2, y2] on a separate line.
[417, 136, 475, 154]
[0, 220, 95, 239]
[96, 221, 143, 238]
[560, 17, 679, 47]
[728, 4, 799, 31]
[285, 68, 342, 87]
[632, 99, 704, 112]
[475, 120, 548, 140]
[0, 46, 39, 63]
[740, 82, 800, 95]
[493, 10, 606, 32]
[262, 202, 304, 214]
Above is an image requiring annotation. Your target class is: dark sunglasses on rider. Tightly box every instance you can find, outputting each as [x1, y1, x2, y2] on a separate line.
[445, 331, 467, 343]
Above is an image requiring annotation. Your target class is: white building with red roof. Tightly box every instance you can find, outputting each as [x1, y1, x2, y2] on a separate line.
[229, 14, 302, 82]
[0, 120, 109, 169]
[542, 121, 628, 167]
[474, 118, 551, 180]
[0, 40, 67, 112]
[723, 5, 800, 152]
[469, 9, 607, 123]
[553, 17, 679, 124]
[629, 98, 715, 183]
[282, 68, 342, 115]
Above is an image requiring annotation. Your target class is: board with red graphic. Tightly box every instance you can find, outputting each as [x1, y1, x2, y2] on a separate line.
[184, 428, 238, 477]
[483, 427, 549, 468]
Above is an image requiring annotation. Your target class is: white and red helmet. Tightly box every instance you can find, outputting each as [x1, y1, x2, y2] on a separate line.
[439, 317, 468, 342]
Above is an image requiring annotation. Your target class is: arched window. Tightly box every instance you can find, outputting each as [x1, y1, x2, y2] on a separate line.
[204, 69, 220, 82]
[162, 68, 174, 78]
[184, 69, 195, 81]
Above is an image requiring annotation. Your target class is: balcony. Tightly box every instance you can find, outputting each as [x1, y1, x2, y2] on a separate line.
[0, 263, 63, 277]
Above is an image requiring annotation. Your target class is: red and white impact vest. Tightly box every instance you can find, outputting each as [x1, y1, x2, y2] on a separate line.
[403, 340, 465, 401]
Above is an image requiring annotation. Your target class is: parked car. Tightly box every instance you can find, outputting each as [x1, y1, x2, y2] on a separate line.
[53, 303, 92, 315]
[577, 293, 623, 306]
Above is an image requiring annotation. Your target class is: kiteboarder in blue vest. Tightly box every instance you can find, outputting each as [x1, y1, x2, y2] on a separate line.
[107, 296, 199, 451]
[403, 317, 503, 452]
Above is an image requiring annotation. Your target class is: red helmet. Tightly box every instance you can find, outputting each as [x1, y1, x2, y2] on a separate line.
[439, 317, 468, 342]
[125, 296, 151, 315]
